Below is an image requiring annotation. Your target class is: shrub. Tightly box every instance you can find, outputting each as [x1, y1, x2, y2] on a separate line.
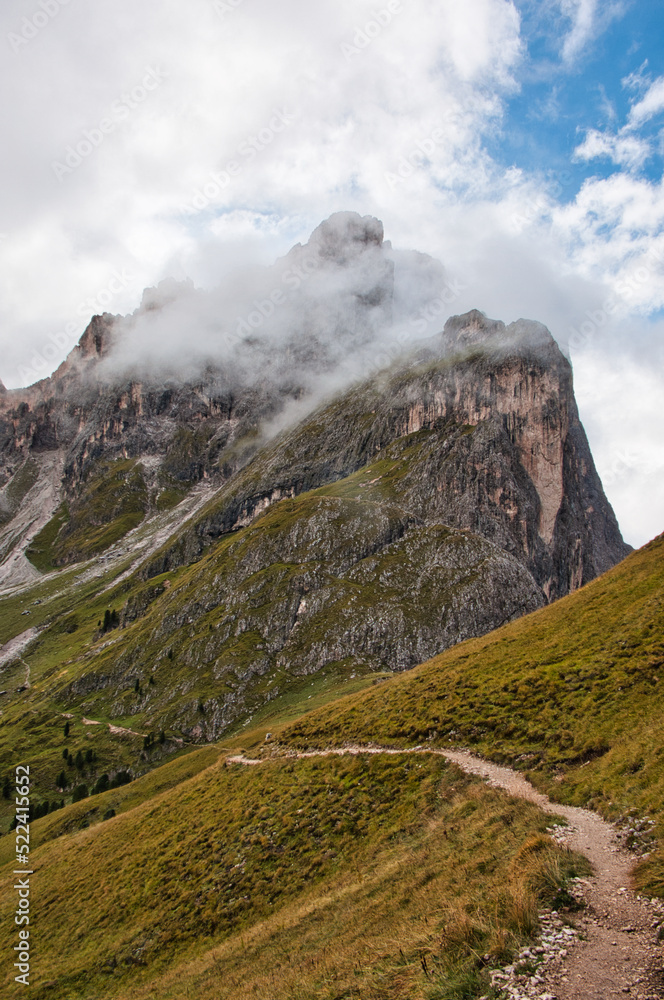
[109, 771, 132, 789]
[93, 774, 110, 795]
[72, 784, 88, 803]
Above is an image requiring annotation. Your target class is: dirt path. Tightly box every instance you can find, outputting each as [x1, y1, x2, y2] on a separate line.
[228, 745, 664, 999]
[443, 751, 664, 999]
[18, 657, 30, 690]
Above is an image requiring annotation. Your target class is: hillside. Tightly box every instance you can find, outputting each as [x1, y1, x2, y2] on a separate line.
[0, 741, 588, 999]
[1, 532, 662, 998]
[283, 532, 664, 887]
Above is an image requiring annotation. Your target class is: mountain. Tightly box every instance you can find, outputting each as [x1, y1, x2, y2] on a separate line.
[0, 212, 630, 761]
[0, 211, 649, 1000]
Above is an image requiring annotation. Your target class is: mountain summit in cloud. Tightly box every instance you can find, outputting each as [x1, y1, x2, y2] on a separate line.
[0, 213, 630, 619]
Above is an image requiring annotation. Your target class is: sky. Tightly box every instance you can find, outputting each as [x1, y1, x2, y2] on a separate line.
[0, 0, 663, 547]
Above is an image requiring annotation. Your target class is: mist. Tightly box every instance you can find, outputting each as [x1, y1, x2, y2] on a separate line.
[96, 213, 454, 397]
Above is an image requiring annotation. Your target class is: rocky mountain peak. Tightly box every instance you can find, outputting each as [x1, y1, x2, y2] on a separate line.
[443, 308, 507, 348]
[308, 211, 384, 265]
[76, 313, 116, 361]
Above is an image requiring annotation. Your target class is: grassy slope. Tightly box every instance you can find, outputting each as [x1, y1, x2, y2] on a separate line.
[0, 506, 658, 998]
[283, 533, 664, 881]
[0, 749, 587, 1000]
[0, 440, 534, 820]
[26, 460, 149, 568]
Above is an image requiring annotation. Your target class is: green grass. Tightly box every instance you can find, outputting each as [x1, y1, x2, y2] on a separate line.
[281, 533, 664, 884]
[25, 503, 70, 572]
[1, 457, 655, 998]
[4, 452, 535, 783]
[0, 750, 588, 999]
[46, 459, 148, 565]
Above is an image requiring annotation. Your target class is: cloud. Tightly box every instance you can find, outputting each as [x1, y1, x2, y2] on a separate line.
[627, 75, 664, 128]
[573, 339, 664, 548]
[573, 72, 664, 174]
[557, 0, 626, 65]
[559, 0, 600, 64]
[0, 0, 524, 387]
[573, 128, 651, 171]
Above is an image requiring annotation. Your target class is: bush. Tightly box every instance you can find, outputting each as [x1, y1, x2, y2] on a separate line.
[72, 784, 89, 803]
[109, 771, 132, 789]
[93, 774, 110, 795]
[102, 609, 120, 633]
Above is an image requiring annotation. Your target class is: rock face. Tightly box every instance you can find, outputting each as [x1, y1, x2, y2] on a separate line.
[145, 307, 630, 601]
[0, 213, 632, 737]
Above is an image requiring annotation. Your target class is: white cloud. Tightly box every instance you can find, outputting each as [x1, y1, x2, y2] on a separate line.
[573, 73, 664, 176]
[573, 128, 650, 171]
[557, 0, 625, 65]
[559, 0, 599, 63]
[627, 75, 664, 128]
[573, 342, 664, 548]
[0, 0, 524, 386]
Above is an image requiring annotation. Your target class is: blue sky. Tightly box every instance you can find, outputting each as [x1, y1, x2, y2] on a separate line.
[495, 1, 664, 196]
[0, 0, 662, 545]
[496, 2, 664, 194]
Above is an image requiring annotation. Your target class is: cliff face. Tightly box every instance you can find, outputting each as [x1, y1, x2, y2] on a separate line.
[143, 308, 629, 602]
